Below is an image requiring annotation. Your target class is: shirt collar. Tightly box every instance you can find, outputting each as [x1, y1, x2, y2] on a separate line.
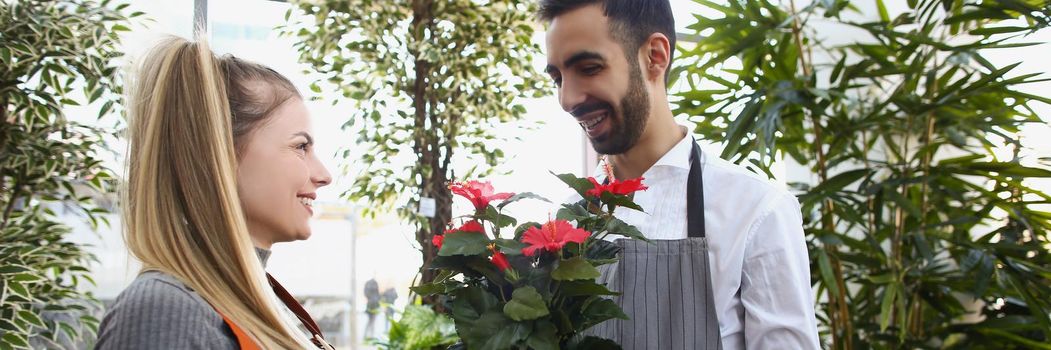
[591, 125, 695, 180]
[255, 247, 271, 267]
[650, 125, 694, 170]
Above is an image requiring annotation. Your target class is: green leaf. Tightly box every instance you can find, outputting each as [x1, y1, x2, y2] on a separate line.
[875, 0, 890, 22]
[603, 216, 648, 241]
[526, 321, 559, 350]
[438, 231, 489, 256]
[452, 284, 500, 319]
[969, 26, 1031, 36]
[497, 192, 550, 210]
[410, 282, 446, 296]
[552, 257, 601, 281]
[16, 310, 45, 329]
[388, 305, 458, 349]
[483, 205, 517, 229]
[585, 239, 620, 261]
[503, 286, 550, 321]
[554, 172, 596, 198]
[809, 169, 870, 195]
[493, 238, 528, 255]
[560, 280, 620, 297]
[579, 297, 629, 330]
[513, 222, 541, 241]
[1, 333, 28, 349]
[817, 251, 840, 298]
[459, 311, 529, 350]
[0, 265, 30, 274]
[879, 283, 899, 331]
[7, 282, 30, 299]
[557, 203, 592, 222]
[599, 192, 644, 212]
[9, 273, 43, 283]
[968, 162, 1051, 178]
[567, 335, 621, 350]
[98, 100, 115, 118]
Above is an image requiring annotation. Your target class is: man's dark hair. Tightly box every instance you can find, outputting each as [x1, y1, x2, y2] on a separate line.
[538, 0, 676, 83]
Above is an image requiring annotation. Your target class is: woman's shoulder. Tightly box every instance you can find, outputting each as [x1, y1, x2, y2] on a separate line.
[94, 271, 237, 349]
[113, 271, 214, 311]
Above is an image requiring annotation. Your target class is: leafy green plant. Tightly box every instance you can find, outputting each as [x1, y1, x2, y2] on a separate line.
[371, 304, 459, 350]
[413, 176, 649, 349]
[675, 0, 1051, 348]
[283, 0, 551, 304]
[0, 0, 134, 348]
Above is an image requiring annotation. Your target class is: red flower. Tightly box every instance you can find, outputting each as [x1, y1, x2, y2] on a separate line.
[521, 220, 590, 256]
[446, 220, 485, 234]
[489, 244, 511, 272]
[585, 177, 648, 198]
[449, 180, 515, 212]
[434, 220, 484, 250]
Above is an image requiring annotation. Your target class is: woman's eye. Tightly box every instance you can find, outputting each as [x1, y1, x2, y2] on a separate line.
[296, 143, 310, 152]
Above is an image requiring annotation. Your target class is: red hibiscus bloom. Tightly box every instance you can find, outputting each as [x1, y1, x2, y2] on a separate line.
[449, 180, 514, 212]
[521, 220, 590, 256]
[434, 220, 484, 250]
[446, 220, 484, 234]
[585, 177, 648, 198]
[489, 244, 511, 272]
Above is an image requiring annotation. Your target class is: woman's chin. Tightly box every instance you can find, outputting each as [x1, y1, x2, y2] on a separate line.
[273, 231, 312, 244]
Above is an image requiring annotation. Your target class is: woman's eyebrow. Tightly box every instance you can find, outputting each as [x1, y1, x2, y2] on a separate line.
[291, 131, 314, 144]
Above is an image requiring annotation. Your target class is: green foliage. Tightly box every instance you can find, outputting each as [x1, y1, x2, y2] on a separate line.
[415, 174, 647, 349]
[284, 0, 551, 301]
[0, 0, 133, 348]
[372, 304, 459, 350]
[676, 0, 1051, 348]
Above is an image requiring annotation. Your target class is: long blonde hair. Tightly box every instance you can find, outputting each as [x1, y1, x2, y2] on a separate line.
[123, 37, 313, 349]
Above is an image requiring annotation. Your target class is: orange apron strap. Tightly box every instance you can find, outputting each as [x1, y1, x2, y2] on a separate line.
[218, 312, 262, 350]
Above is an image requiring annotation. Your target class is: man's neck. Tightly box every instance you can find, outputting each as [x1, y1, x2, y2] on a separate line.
[608, 104, 684, 180]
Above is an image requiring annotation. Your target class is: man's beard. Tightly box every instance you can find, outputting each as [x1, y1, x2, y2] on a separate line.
[590, 63, 650, 155]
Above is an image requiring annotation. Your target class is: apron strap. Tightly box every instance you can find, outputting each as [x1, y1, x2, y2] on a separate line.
[267, 273, 332, 349]
[214, 275, 333, 350]
[586, 139, 707, 238]
[687, 141, 706, 238]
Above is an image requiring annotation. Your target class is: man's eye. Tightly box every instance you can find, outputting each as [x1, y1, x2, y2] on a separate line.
[296, 143, 309, 151]
[582, 65, 601, 75]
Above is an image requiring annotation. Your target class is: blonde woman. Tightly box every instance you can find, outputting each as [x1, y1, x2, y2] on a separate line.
[95, 37, 333, 349]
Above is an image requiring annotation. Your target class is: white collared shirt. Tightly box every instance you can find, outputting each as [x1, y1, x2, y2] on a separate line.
[581, 127, 821, 349]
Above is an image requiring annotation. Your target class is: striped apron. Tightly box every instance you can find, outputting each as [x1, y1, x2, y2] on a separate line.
[587, 141, 723, 349]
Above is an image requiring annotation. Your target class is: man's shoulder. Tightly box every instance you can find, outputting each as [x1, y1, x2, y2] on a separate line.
[701, 151, 794, 204]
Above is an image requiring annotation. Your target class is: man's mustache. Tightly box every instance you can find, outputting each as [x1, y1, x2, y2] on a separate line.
[571, 101, 613, 118]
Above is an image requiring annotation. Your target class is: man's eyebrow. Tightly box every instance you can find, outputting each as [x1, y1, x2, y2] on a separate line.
[545, 51, 606, 74]
[563, 51, 605, 68]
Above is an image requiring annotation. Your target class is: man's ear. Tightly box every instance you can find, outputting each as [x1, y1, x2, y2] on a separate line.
[640, 33, 671, 84]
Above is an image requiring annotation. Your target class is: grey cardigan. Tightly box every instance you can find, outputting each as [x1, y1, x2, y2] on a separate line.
[94, 249, 272, 349]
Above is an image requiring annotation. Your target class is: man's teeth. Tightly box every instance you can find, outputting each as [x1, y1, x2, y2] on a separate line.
[580, 114, 607, 130]
[298, 197, 313, 207]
